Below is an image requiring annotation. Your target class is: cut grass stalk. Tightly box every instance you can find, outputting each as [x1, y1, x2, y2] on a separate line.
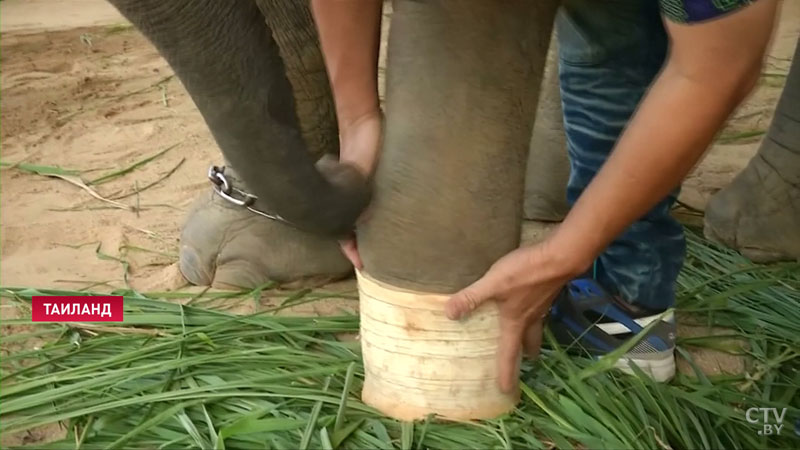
[300, 376, 331, 450]
[58, 75, 175, 122]
[94, 243, 130, 287]
[717, 129, 767, 144]
[110, 157, 185, 200]
[0, 161, 81, 176]
[0, 229, 797, 449]
[88, 143, 179, 185]
[333, 362, 356, 432]
[53, 173, 131, 210]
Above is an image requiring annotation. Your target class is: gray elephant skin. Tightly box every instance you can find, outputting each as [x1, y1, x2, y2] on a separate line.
[106, 0, 800, 293]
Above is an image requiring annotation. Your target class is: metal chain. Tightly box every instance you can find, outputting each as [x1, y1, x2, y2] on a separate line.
[207, 166, 294, 226]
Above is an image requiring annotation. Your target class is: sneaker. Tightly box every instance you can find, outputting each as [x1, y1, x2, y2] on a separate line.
[548, 278, 676, 382]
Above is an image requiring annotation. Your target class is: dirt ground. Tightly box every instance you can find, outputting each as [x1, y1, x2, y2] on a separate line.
[0, 0, 797, 447]
[1, 0, 798, 293]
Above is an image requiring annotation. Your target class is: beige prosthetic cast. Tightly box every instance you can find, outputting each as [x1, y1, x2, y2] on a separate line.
[357, 271, 517, 421]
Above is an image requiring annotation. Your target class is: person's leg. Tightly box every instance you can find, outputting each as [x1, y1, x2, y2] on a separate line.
[557, 0, 684, 312]
[550, 0, 679, 381]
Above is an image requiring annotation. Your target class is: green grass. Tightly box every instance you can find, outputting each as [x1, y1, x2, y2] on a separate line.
[88, 144, 177, 186]
[1, 229, 798, 449]
[0, 162, 81, 177]
[104, 23, 135, 35]
[717, 129, 768, 144]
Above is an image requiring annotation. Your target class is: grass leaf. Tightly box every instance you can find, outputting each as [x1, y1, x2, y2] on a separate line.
[0, 161, 81, 176]
[88, 143, 178, 185]
[1, 229, 797, 450]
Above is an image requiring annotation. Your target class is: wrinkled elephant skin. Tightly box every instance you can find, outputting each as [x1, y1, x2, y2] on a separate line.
[180, 168, 350, 290]
[107, 0, 369, 238]
[359, 0, 560, 292]
[524, 36, 570, 222]
[117, 0, 799, 291]
[704, 36, 800, 262]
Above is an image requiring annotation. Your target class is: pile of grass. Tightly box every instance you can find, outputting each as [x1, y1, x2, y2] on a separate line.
[1, 229, 798, 449]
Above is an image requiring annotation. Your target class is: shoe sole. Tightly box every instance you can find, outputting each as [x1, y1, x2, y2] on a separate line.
[612, 350, 676, 382]
[594, 311, 676, 382]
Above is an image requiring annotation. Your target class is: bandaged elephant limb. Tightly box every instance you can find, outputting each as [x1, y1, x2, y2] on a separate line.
[356, 0, 560, 419]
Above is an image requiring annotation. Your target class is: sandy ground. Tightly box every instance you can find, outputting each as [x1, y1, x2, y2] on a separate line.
[0, 0, 796, 446]
[2, 0, 796, 293]
[0, 0, 124, 33]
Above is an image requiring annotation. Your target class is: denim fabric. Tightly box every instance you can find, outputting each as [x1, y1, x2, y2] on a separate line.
[556, 0, 685, 310]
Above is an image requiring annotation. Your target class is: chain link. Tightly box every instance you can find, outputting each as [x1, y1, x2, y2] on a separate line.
[207, 166, 294, 226]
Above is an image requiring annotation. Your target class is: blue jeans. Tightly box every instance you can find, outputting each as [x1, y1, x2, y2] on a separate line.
[556, 0, 685, 310]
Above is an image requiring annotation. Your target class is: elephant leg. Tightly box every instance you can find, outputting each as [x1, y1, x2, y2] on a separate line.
[107, 0, 368, 237]
[175, 0, 351, 288]
[180, 166, 350, 290]
[523, 35, 570, 223]
[357, 0, 559, 420]
[704, 36, 800, 262]
[360, 0, 559, 292]
[256, 0, 339, 159]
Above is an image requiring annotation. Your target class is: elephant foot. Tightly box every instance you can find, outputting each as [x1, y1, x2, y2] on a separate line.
[179, 181, 352, 290]
[704, 154, 800, 262]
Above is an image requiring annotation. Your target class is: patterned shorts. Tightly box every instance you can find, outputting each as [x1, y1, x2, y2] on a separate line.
[659, 0, 757, 23]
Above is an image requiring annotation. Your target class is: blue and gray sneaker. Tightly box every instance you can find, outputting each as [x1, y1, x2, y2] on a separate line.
[549, 278, 676, 382]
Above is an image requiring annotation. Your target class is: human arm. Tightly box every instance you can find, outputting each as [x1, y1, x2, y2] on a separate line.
[445, 0, 779, 393]
[311, 0, 383, 179]
[311, 0, 384, 267]
[546, 0, 778, 271]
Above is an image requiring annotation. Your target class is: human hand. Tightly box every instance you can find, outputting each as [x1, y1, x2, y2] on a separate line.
[444, 239, 585, 393]
[338, 235, 363, 269]
[337, 111, 382, 269]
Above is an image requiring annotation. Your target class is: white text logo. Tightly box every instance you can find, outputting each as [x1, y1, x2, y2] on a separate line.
[745, 407, 787, 436]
